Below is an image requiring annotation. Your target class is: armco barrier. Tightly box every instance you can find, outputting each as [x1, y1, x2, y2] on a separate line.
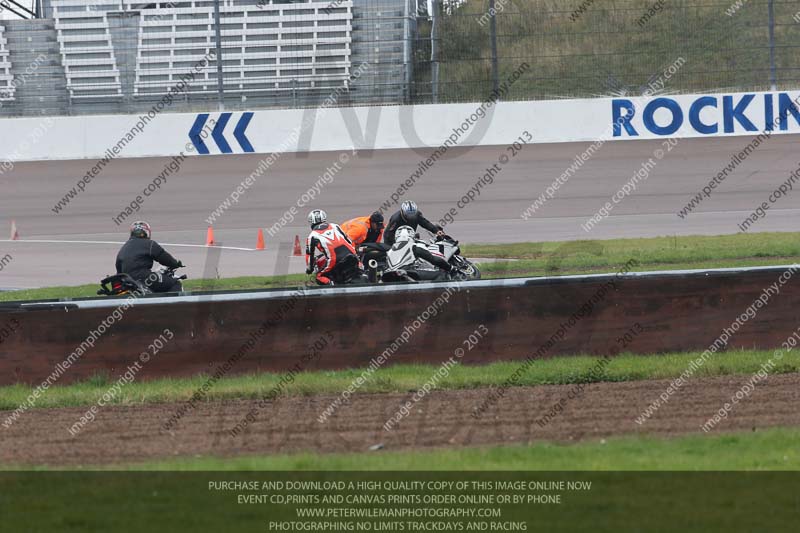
[0, 265, 797, 386]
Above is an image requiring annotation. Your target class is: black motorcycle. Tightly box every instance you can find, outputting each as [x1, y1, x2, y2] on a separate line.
[97, 266, 187, 296]
[358, 242, 391, 282]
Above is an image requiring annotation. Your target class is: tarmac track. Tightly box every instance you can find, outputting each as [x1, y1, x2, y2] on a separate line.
[2, 374, 799, 466]
[1, 135, 799, 288]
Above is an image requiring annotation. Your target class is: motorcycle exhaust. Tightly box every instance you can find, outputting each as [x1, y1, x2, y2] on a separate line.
[366, 259, 379, 283]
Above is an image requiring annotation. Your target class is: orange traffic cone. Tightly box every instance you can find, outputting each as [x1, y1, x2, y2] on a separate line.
[206, 226, 216, 246]
[293, 235, 302, 256]
[10, 220, 18, 240]
[256, 228, 265, 250]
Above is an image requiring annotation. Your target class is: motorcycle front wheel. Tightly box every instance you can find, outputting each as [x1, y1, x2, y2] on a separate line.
[453, 257, 481, 280]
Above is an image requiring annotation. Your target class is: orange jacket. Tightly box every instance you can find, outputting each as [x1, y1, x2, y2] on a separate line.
[341, 216, 383, 246]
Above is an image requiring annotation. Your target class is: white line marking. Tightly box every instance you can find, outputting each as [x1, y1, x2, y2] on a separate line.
[0, 239, 256, 251]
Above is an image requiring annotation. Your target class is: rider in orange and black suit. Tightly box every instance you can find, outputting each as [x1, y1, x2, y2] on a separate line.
[305, 209, 362, 285]
[341, 211, 385, 246]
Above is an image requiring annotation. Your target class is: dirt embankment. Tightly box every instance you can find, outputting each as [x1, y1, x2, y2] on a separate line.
[2, 374, 800, 466]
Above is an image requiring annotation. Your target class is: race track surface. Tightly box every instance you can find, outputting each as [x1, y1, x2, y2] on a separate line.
[1, 135, 799, 288]
[3, 374, 799, 466]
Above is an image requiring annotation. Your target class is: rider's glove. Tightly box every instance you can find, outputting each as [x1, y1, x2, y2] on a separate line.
[305, 266, 314, 275]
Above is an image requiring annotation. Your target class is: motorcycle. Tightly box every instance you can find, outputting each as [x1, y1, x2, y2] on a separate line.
[358, 242, 391, 282]
[359, 234, 481, 283]
[97, 266, 187, 296]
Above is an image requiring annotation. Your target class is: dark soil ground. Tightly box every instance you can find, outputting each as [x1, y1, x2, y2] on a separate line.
[2, 374, 799, 466]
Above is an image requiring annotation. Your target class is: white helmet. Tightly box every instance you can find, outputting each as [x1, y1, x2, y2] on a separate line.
[395, 225, 415, 243]
[307, 209, 327, 228]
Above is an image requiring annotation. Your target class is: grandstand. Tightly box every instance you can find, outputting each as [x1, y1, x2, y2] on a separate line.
[0, 24, 15, 103]
[55, 0, 123, 100]
[0, 0, 412, 116]
[0, 1, 797, 118]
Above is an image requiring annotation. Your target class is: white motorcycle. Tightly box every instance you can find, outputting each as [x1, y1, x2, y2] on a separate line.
[371, 229, 480, 283]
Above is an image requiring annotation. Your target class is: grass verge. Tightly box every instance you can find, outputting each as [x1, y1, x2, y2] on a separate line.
[5, 427, 797, 471]
[1, 232, 798, 303]
[4, 430, 798, 532]
[1, 349, 797, 411]
[118, 426, 800, 471]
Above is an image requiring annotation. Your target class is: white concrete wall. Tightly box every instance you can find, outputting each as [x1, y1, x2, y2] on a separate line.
[2, 90, 800, 163]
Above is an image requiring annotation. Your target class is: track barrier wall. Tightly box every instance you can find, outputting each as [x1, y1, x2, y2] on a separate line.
[2, 90, 800, 163]
[0, 266, 797, 385]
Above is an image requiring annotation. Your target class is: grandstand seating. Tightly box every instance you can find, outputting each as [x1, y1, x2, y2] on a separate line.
[52, 0, 123, 99]
[131, 0, 353, 97]
[1, 0, 401, 116]
[0, 25, 15, 102]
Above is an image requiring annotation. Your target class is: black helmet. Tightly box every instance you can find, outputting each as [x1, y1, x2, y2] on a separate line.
[369, 211, 384, 226]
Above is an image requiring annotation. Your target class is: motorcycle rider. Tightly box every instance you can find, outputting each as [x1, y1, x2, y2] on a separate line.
[341, 211, 385, 246]
[115, 221, 184, 293]
[392, 225, 454, 275]
[383, 201, 444, 246]
[305, 209, 363, 285]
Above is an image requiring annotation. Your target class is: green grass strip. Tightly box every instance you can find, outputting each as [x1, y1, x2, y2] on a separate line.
[16, 426, 797, 471]
[2, 232, 799, 302]
[1, 349, 797, 411]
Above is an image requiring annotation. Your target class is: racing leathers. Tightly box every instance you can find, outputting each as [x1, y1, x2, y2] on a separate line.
[383, 210, 443, 246]
[115, 237, 183, 292]
[306, 222, 362, 285]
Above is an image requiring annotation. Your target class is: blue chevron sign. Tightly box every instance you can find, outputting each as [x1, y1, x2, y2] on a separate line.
[189, 112, 255, 154]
